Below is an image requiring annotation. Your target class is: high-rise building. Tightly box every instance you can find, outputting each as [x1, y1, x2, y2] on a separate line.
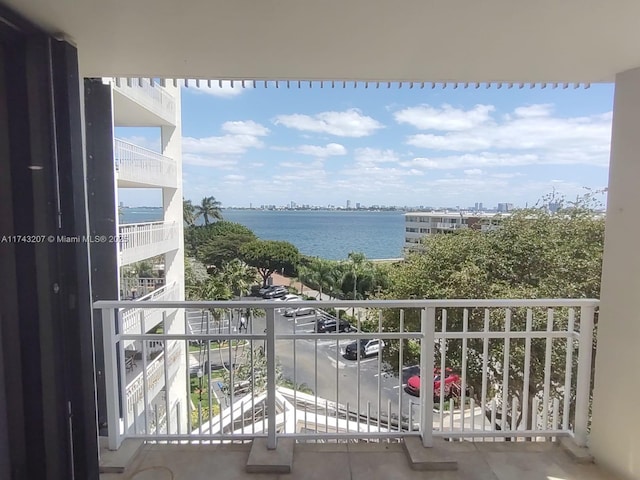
[497, 203, 514, 212]
[346, 200, 351, 209]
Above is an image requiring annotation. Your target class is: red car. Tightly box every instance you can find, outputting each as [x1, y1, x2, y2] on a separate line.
[404, 368, 463, 401]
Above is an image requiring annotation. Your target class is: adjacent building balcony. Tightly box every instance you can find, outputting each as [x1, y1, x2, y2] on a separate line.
[114, 139, 177, 189]
[120, 282, 179, 335]
[123, 341, 183, 433]
[111, 77, 177, 126]
[96, 298, 615, 478]
[118, 221, 179, 266]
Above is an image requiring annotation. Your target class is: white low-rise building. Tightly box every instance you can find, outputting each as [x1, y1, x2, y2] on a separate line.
[404, 212, 506, 252]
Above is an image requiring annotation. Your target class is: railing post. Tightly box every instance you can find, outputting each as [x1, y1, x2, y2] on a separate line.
[102, 307, 123, 450]
[420, 307, 436, 447]
[574, 305, 595, 447]
[265, 307, 277, 449]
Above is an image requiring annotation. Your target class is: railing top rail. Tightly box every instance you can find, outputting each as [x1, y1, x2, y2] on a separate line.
[118, 220, 176, 228]
[114, 138, 175, 162]
[94, 298, 600, 309]
[130, 281, 175, 302]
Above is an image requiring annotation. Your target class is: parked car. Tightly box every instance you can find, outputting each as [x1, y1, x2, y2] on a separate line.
[262, 286, 288, 298]
[343, 339, 384, 359]
[258, 284, 276, 296]
[283, 306, 315, 317]
[404, 368, 463, 401]
[275, 294, 301, 302]
[316, 317, 352, 333]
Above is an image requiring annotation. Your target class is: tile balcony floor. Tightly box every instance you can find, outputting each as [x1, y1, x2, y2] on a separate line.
[101, 439, 619, 480]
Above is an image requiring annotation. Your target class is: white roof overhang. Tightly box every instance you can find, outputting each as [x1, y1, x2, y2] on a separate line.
[3, 0, 639, 83]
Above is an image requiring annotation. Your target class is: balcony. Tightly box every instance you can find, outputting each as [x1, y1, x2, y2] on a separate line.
[124, 341, 183, 433]
[120, 282, 179, 335]
[111, 78, 177, 126]
[435, 222, 467, 230]
[95, 298, 616, 478]
[118, 221, 179, 266]
[114, 139, 177, 189]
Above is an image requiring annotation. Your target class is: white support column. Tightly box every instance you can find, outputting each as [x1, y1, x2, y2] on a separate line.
[591, 66, 640, 479]
[159, 84, 187, 431]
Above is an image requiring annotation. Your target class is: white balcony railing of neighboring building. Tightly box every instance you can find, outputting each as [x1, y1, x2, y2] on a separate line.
[121, 282, 179, 334]
[124, 341, 182, 432]
[119, 221, 179, 266]
[114, 139, 177, 188]
[434, 222, 466, 230]
[120, 277, 166, 299]
[97, 298, 596, 451]
[113, 77, 176, 124]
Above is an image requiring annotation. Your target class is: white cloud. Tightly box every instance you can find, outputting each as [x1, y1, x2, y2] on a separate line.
[405, 105, 612, 167]
[182, 154, 238, 168]
[222, 120, 270, 136]
[273, 109, 383, 137]
[296, 143, 347, 157]
[183, 135, 264, 156]
[224, 174, 246, 181]
[464, 169, 483, 175]
[394, 104, 495, 131]
[181, 120, 270, 167]
[513, 104, 554, 118]
[180, 80, 244, 98]
[354, 148, 400, 165]
[402, 153, 542, 170]
[182, 120, 269, 169]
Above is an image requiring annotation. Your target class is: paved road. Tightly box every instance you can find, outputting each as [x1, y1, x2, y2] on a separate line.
[247, 304, 421, 425]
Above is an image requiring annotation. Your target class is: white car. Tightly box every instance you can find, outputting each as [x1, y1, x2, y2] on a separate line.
[274, 294, 302, 302]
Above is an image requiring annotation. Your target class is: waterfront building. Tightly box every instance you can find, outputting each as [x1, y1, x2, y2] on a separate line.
[404, 212, 506, 252]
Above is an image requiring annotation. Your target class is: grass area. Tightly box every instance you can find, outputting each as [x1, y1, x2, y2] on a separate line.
[190, 374, 220, 429]
[279, 378, 314, 395]
[188, 340, 245, 352]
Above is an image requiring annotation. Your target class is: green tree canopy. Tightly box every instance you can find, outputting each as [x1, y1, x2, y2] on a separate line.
[382, 201, 604, 429]
[185, 221, 256, 261]
[240, 240, 300, 287]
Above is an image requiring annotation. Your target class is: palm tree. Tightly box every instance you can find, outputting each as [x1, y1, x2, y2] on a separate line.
[183, 199, 196, 227]
[220, 259, 256, 299]
[194, 196, 223, 225]
[307, 258, 339, 300]
[346, 251, 367, 300]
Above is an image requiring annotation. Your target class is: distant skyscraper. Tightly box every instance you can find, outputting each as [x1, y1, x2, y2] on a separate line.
[356, 202, 361, 209]
[497, 203, 514, 212]
[346, 200, 351, 209]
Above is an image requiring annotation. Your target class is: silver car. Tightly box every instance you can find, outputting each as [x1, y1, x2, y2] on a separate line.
[283, 306, 315, 317]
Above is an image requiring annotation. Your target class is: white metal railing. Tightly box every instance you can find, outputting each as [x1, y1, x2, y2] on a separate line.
[114, 139, 177, 188]
[118, 221, 179, 265]
[113, 77, 176, 124]
[125, 341, 182, 432]
[435, 222, 466, 230]
[121, 282, 179, 334]
[120, 277, 166, 299]
[96, 299, 597, 451]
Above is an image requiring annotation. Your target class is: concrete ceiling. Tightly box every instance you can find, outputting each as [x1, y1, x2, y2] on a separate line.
[3, 0, 640, 83]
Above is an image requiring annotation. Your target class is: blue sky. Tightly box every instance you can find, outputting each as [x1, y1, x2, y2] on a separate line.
[117, 81, 614, 209]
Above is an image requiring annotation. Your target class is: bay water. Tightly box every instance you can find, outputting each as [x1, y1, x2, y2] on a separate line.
[121, 208, 405, 260]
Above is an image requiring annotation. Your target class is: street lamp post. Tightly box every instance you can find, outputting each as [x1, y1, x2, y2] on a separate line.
[197, 368, 203, 403]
